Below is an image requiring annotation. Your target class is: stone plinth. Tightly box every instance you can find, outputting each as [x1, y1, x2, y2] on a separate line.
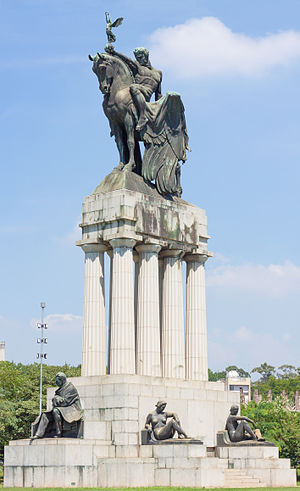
[77, 169, 212, 380]
[5, 375, 296, 488]
[217, 444, 296, 487]
[51, 374, 240, 448]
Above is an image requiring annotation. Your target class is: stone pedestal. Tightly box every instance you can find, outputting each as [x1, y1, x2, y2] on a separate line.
[76, 169, 212, 379]
[4, 375, 296, 488]
[5, 170, 296, 488]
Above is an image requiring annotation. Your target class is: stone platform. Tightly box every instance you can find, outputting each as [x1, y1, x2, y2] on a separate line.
[5, 436, 296, 488]
[63, 374, 239, 447]
[4, 374, 296, 487]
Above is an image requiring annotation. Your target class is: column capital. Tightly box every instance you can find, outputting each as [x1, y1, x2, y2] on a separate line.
[109, 238, 136, 249]
[160, 248, 184, 259]
[81, 242, 108, 254]
[136, 244, 162, 254]
[184, 252, 211, 264]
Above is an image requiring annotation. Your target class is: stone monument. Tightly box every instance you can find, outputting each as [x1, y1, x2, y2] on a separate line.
[4, 14, 296, 488]
[31, 372, 83, 439]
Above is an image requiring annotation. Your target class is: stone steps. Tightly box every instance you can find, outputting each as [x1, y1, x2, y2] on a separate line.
[224, 469, 266, 488]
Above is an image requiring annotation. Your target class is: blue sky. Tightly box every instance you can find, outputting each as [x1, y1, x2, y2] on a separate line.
[0, 0, 299, 374]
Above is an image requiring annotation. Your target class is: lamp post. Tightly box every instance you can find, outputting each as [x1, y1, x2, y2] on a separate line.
[37, 302, 48, 416]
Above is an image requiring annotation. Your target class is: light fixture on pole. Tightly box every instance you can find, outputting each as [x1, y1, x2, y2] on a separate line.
[37, 301, 48, 416]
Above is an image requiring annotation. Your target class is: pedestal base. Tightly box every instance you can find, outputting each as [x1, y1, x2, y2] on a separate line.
[4, 375, 296, 488]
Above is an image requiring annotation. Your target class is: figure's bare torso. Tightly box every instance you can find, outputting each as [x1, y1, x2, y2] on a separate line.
[135, 65, 162, 100]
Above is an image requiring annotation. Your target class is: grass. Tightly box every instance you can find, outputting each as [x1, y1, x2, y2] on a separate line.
[1, 487, 298, 490]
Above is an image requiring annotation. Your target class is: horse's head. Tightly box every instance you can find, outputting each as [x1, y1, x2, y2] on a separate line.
[89, 53, 114, 95]
[89, 52, 134, 95]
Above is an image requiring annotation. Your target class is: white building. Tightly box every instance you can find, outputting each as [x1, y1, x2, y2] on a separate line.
[225, 370, 251, 403]
[0, 341, 5, 361]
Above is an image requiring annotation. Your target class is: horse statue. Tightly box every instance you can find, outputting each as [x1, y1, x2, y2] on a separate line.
[89, 48, 189, 197]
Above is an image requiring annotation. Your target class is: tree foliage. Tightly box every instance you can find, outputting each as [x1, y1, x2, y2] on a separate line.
[251, 363, 300, 399]
[0, 362, 80, 449]
[241, 398, 300, 468]
[209, 362, 300, 399]
[251, 362, 276, 380]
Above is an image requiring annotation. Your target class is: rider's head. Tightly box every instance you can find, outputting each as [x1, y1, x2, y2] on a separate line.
[133, 47, 150, 67]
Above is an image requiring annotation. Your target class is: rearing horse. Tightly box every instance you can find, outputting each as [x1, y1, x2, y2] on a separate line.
[90, 53, 142, 173]
[89, 52, 189, 197]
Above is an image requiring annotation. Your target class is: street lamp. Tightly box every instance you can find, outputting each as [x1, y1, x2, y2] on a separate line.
[37, 302, 48, 416]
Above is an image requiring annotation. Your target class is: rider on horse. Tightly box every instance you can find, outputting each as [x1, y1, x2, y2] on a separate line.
[105, 45, 162, 131]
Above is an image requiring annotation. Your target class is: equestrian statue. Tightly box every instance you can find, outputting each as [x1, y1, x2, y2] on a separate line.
[89, 13, 189, 197]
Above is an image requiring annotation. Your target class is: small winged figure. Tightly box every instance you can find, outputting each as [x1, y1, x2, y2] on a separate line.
[105, 12, 123, 44]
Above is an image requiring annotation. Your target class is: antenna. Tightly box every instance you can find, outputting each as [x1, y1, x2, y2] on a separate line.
[37, 302, 48, 416]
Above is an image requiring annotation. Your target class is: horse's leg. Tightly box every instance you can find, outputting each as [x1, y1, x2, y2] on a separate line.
[123, 113, 136, 171]
[134, 139, 142, 175]
[175, 163, 182, 197]
[110, 121, 126, 169]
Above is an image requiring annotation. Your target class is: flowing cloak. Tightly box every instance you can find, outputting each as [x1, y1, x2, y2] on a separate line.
[140, 91, 189, 196]
[32, 381, 83, 431]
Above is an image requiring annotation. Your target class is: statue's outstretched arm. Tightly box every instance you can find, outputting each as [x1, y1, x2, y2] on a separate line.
[113, 50, 138, 76]
[235, 415, 255, 426]
[166, 411, 180, 422]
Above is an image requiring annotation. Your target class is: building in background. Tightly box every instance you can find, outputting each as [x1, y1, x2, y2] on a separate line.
[225, 370, 251, 403]
[0, 341, 5, 361]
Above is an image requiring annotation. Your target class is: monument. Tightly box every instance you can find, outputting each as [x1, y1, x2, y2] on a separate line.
[4, 14, 296, 488]
[31, 372, 83, 440]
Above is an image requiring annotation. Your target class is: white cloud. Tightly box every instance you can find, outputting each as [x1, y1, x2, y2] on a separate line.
[31, 313, 82, 331]
[207, 260, 300, 297]
[149, 17, 300, 79]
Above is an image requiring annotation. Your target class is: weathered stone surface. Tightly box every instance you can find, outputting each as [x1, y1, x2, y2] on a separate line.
[78, 170, 209, 250]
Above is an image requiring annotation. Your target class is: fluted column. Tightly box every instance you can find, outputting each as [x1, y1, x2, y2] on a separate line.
[133, 251, 139, 374]
[136, 244, 161, 376]
[107, 249, 113, 374]
[109, 238, 136, 374]
[81, 243, 107, 376]
[161, 249, 185, 379]
[185, 254, 209, 381]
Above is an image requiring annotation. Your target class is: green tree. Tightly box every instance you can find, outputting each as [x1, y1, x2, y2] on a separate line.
[251, 362, 276, 381]
[225, 365, 250, 377]
[241, 397, 300, 468]
[0, 362, 80, 450]
[208, 368, 226, 381]
[277, 364, 298, 379]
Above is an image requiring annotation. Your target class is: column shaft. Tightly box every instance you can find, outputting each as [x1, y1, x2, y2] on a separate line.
[109, 238, 136, 374]
[136, 244, 161, 376]
[185, 254, 208, 380]
[107, 249, 113, 374]
[81, 244, 107, 376]
[161, 250, 185, 378]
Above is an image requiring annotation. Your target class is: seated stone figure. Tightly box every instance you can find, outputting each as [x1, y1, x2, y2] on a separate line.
[31, 372, 83, 439]
[145, 400, 188, 442]
[226, 405, 265, 442]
